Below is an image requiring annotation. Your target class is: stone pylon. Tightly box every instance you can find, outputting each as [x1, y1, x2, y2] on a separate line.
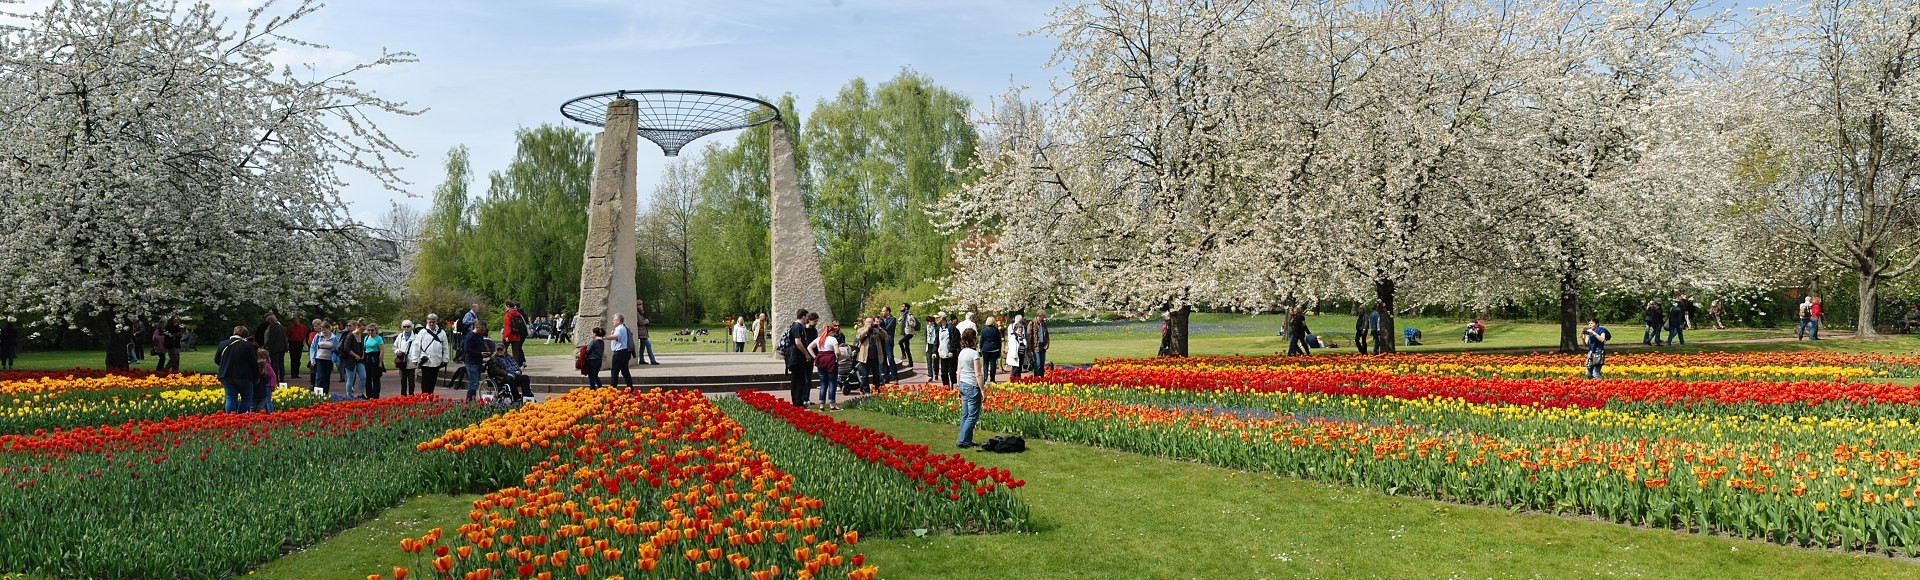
[768, 119, 835, 331]
[576, 99, 640, 345]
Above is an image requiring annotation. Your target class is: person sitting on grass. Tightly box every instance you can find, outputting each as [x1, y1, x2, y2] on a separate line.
[1403, 327, 1423, 346]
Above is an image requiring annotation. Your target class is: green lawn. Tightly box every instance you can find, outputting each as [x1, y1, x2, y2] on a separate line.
[833, 409, 1920, 578]
[251, 494, 481, 579]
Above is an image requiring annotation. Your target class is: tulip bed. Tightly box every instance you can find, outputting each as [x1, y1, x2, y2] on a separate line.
[0, 394, 501, 579]
[0, 376, 326, 434]
[860, 352, 1920, 555]
[1100, 351, 1920, 381]
[720, 390, 1028, 536]
[388, 388, 879, 580]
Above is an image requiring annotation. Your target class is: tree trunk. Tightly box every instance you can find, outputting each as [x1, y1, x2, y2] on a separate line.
[103, 314, 129, 370]
[1558, 271, 1582, 354]
[1858, 274, 1881, 339]
[1375, 279, 1397, 354]
[1167, 305, 1192, 357]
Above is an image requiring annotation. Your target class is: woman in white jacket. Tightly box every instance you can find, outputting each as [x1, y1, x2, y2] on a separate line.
[410, 313, 453, 395]
[1007, 314, 1026, 380]
[731, 317, 750, 352]
[393, 320, 417, 396]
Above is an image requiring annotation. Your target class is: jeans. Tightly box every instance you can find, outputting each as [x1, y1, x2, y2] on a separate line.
[1665, 326, 1685, 346]
[464, 361, 483, 400]
[1586, 365, 1603, 380]
[1644, 324, 1662, 345]
[816, 366, 837, 405]
[252, 379, 276, 412]
[926, 345, 938, 378]
[342, 361, 365, 397]
[586, 359, 603, 388]
[310, 359, 333, 393]
[266, 349, 285, 384]
[221, 377, 251, 413]
[1796, 316, 1810, 339]
[940, 356, 957, 385]
[1030, 350, 1047, 378]
[882, 341, 898, 382]
[734, 341, 745, 352]
[1287, 331, 1312, 355]
[611, 349, 634, 388]
[956, 381, 982, 445]
[639, 338, 658, 364]
[1809, 317, 1821, 340]
[1355, 330, 1370, 354]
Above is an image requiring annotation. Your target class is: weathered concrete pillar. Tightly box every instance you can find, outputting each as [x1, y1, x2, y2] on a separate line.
[576, 99, 640, 345]
[768, 119, 835, 330]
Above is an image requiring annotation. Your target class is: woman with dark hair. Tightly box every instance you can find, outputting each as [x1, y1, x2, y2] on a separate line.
[586, 327, 607, 389]
[954, 328, 985, 449]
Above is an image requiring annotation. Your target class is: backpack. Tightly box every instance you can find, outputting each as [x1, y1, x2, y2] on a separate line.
[574, 344, 588, 374]
[776, 325, 795, 358]
[508, 310, 529, 340]
[980, 435, 1027, 453]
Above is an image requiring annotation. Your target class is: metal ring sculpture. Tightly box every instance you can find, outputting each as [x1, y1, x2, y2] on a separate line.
[560, 89, 780, 156]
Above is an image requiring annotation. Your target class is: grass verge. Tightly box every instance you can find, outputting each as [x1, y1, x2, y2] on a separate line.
[251, 494, 481, 579]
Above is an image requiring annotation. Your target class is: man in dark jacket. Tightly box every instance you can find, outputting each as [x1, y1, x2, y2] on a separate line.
[785, 310, 812, 409]
[897, 304, 918, 368]
[879, 306, 899, 382]
[1642, 300, 1666, 346]
[216, 327, 257, 413]
[260, 315, 287, 382]
[1665, 300, 1687, 346]
[463, 321, 489, 401]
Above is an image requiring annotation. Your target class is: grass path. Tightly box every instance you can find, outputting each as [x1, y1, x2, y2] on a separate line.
[250, 494, 480, 579]
[836, 409, 1919, 578]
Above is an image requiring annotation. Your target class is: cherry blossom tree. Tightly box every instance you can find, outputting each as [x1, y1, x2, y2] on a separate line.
[0, 0, 418, 368]
[1736, 0, 1920, 338]
[937, 0, 1318, 356]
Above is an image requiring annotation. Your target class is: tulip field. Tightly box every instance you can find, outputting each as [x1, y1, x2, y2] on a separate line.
[860, 350, 1920, 558]
[0, 370, 1031, 579]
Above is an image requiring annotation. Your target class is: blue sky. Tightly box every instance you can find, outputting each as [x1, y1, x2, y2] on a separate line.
[254, 0, 1061, 222]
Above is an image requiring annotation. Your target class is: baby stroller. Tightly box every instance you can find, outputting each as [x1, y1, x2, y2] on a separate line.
[1462, 322, 1484, 343]
[836, 342, 861, 396]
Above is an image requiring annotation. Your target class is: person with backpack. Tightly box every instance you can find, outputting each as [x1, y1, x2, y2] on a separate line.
[782, 309, 812, 409]
[502, 301, 529, 365]
[215, 327, 257, 414]
[1582, 318, 1612, 379]
[583, 327, 607, 389]
[411, 314, 450, 395]
[610, 314, 635, 389]
[954, 328, 985, 449]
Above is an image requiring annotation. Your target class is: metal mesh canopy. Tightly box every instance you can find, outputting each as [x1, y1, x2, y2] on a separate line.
[560, 89, 780, 156]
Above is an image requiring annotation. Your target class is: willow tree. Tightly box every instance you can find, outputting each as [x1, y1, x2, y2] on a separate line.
[0, 0, 417, 368]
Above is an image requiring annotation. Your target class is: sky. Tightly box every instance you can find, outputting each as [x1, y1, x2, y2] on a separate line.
[245, 0, 1063, 224]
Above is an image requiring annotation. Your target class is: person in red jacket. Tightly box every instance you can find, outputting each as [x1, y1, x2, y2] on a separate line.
[285, 317, 309, 379]
[502, 301, 529, 365]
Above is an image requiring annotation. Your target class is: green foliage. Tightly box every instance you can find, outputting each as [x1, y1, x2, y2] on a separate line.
[411, 147, 473, 295]
[806, 71, 978, 321]
[458, 125, 594, 315]
[683, 95, 803, 321]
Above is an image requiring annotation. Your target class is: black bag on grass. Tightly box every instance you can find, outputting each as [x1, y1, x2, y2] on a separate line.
[981, 435, 1026, 453]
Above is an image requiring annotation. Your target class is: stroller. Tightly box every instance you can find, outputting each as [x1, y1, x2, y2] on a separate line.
[836, 342, 861, 396]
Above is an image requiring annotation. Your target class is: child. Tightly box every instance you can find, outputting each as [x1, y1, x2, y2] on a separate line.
[254, 347, 278, 412]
